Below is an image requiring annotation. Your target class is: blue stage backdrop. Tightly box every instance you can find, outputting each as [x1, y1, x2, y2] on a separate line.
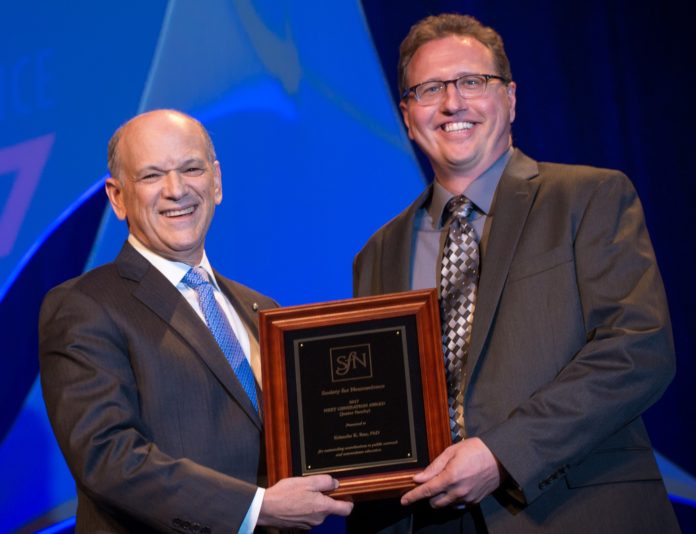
[1, 1, 694, 532]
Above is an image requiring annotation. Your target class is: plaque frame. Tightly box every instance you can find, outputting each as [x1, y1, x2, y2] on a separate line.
[259, 289, 450, 500]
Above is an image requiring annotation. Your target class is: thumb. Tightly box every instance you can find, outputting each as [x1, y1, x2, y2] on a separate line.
[413, 446, 455, 483]
[305, 474, 340, 492]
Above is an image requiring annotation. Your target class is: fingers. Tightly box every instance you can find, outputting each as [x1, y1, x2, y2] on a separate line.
[401, 481, 436, 505]
[324, 493, 354, 517]
[259, 476, 353, 529]
[428, 488, 459, 509]
[400, 439, 502, 508]
[402, 444, 459, 504]
[303, 476, 353, 516]
[412, 445, 456, 483]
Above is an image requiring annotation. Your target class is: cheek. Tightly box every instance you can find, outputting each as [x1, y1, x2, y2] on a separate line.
[486, 97, 512, 126]
[409, 110, 433, 138]
[402, 105, 434, 140]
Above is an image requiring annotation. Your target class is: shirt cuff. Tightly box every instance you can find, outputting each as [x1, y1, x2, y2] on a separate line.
[238, 487, 265, 534]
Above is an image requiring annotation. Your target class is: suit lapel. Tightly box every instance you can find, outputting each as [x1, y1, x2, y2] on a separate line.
[116, 243, 263, 429]
[215, 273, 265, 419]
[466, 151, 540, 384]
[216, 273, 259, 340]
[382, 186, 433, 293]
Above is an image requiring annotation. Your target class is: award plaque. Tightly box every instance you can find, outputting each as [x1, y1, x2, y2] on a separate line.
[259, 289, 450, 500]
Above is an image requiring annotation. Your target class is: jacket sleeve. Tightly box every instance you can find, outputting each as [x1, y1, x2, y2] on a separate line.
[479, 172, 675, 504]
[39, 283, 258, 532]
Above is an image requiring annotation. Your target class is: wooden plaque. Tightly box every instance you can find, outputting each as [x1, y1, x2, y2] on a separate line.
[259, 289, 450, 500]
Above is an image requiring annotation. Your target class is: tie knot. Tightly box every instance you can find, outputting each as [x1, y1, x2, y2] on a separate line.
[443, 195, 474, 224]
[183, 266, 211, 289]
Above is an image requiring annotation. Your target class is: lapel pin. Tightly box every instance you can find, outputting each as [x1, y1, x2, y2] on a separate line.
[252, 302, 259, 312]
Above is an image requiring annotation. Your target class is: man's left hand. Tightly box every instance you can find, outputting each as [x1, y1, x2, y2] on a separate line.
[400, 437, 501, 508]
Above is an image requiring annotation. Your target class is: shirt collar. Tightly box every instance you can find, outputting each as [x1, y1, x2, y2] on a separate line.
[427, 147, 514, 228]
[127, 234, 219, 290]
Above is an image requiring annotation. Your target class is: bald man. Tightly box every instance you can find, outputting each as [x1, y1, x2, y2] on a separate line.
[39, 109, 352, 533]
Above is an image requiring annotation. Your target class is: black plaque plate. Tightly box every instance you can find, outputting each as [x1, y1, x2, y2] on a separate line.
[290, 322, 422, 476]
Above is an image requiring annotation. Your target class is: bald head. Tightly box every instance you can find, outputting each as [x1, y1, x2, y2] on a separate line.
[107, 109, 216, 181]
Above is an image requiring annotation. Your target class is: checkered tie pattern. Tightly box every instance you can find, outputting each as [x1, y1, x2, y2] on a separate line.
[440, 196, 479, 442]
[183, 267, 259, 412]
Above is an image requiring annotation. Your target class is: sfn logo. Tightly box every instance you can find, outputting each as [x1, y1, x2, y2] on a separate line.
[330, 344, 373, 382]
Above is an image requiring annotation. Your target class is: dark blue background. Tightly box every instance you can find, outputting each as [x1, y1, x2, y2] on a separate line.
[1, 1, 693, 531]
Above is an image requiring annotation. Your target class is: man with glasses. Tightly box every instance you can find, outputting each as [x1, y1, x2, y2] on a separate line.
[351, 13, 678, 533]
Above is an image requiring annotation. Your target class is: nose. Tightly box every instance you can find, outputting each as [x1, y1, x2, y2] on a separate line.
[162, 170, 187, 199]
[441, 81, 468, 113]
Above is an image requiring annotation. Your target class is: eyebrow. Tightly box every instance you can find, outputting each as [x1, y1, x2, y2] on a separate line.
[136, 158, 207, 175]
[419, 71, 480, 84]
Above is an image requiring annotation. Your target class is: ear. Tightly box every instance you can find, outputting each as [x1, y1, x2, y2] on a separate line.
[399, 99, 415, 140]
[506, 81, 517, 124]
[105, 177, 127, 220]
[213, 160, 222, 205]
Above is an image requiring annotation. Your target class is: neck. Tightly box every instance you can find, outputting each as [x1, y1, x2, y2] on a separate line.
[433, 142, 512, 195]
[433, 173, 476, 195]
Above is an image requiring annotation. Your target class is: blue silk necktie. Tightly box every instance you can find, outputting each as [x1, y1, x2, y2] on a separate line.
[183, 266, 259, 412]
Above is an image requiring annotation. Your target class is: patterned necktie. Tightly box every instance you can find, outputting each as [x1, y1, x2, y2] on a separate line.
[183, 267, 259, 412]
[440, 196, 479, 442]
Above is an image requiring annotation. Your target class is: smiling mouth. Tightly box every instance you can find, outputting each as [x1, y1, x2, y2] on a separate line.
[161, 206, 196, 218]
[442, 121, 474, 132]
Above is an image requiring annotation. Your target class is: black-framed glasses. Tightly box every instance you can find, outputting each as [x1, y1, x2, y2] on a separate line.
[402, 74, 509, 105]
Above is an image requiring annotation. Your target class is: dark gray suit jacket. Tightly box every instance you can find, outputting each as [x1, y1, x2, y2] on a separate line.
[353, 150, 679, 533]
[39, 241, 277, 533]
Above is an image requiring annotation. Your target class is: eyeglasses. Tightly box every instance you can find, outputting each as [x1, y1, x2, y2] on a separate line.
[402, 74, 509, 105]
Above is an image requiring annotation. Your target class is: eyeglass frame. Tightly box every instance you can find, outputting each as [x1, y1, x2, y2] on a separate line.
[401, 73, 510, 103]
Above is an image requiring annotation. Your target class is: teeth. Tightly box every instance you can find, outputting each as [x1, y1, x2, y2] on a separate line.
[443, 121, 474, 132]
[163, 206, 195, 217]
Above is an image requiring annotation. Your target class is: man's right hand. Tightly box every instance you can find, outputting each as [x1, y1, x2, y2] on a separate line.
[257, 475, 353, 529]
